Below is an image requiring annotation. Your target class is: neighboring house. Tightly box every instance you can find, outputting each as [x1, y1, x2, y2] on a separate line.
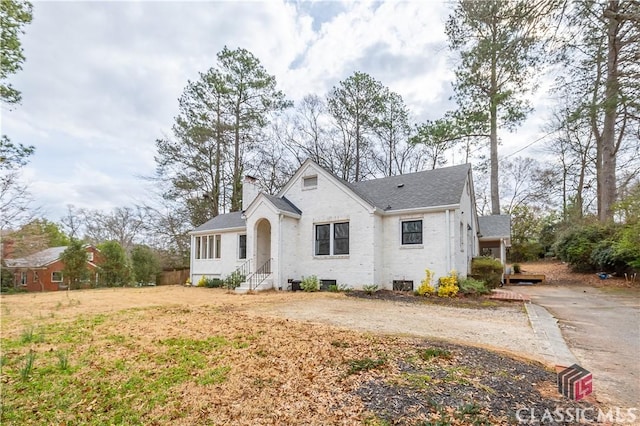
[477, 215, 512, 267]
[4, 245, 101, 292]
[190, 159, 481, 292]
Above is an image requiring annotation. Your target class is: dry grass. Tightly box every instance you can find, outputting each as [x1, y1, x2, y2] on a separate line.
[0, 286, 599, 425]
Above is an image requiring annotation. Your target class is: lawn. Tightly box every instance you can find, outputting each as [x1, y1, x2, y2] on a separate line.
[0, 287, 597, 425]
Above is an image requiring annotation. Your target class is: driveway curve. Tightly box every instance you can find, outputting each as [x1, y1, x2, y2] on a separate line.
[516, 285, 640, 410]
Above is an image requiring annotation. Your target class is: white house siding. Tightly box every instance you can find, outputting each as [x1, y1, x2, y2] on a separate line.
[381, 211, 454, 291]
[453, 179, 478, 277]
[280, 163, 377, 289]
[245, 200, 282, 288]
[190, 229, 247, 284]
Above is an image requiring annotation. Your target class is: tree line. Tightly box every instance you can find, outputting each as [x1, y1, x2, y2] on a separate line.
[1, 0, 638, 276]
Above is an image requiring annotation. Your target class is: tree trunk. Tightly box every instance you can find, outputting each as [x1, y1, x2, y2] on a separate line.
[490, 49, 500, 215]
[600, 0, 620, 222]
[213, 97, 221, 217]
[232, 107, 242, 212]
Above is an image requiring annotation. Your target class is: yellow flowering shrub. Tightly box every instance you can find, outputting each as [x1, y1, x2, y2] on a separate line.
[197, 276, 207, 287]
[417, 269, 435, 296]
[437, 270, 459, 297]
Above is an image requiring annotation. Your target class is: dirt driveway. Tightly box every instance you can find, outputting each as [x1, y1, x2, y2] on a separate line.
[515, 284, 640, 410]
[253, 294, 544, 362]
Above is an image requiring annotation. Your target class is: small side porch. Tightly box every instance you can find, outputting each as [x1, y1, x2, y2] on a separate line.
[234, 257, 274, 293]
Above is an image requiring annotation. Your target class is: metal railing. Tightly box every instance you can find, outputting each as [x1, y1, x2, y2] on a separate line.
[248, 258, 272, 291]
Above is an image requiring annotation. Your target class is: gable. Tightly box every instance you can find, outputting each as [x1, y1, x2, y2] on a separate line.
[279, 160, 375, 212]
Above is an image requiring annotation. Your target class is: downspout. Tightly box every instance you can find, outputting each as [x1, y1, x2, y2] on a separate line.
[189, 234, 194, 286]
[278, 214, 283, 290]
[445, 210, 452, 272]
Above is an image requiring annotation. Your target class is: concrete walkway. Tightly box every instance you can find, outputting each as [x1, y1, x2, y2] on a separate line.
[524, 302, 578, 367]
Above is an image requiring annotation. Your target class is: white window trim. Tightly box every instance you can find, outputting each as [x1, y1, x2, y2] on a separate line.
[302, 175, 318, 190]
[87, 252, 94, 261]
[313, 221, 349, 257]
[51, 271, 63, 282]
[238, 234, 247, 260]
[400, 218, 423, 246]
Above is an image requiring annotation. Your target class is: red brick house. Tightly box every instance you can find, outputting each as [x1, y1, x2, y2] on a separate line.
[4, 245, 102, 292]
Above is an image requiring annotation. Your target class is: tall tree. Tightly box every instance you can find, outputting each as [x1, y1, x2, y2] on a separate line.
[372, 90, 413, 176]
[428, 0, 555, 214]
[155, 47, 289, 222]
[81, 206, 149, 252]
[217, 47, 290, 211]
[0, 0, 32, 106]
[559, 0, 640, 221]
[97, 241, 130, 287]
[327, 71, 386, 182]
[1, 0, 35, 189]
[130, 244, 160, 285]
[60, 239, 88, 290]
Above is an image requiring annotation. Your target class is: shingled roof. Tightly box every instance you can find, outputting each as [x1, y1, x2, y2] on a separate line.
[347, 164, 471, 211]
[192, 211, 246, 233]
[263, 195, 301, 215]
[478, 215, 511, 239]
[4, 246, 68, 268]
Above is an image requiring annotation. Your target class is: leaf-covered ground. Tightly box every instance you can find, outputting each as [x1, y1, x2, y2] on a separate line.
[1, 289, 599, 425]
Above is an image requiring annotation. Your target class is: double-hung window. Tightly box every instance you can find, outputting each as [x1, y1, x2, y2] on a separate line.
[401, 220, 423, 245]
[195, 235, 222, 259]
[315, 222, 349, 256]
[238, 234, 247, 259]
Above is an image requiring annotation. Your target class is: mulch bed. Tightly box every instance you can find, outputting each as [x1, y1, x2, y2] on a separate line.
[346, 289, 517, 309]
[356, 339, 599, 425]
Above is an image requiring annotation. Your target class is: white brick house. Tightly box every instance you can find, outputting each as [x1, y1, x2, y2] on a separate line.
[189, 159, 480, 292]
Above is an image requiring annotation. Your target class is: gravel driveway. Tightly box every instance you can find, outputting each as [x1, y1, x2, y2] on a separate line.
[257, 294, 546, 363]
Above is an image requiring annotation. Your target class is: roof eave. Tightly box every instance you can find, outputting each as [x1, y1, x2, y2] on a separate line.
[381, 203, 461, 215]
[189, 225, 247, 235]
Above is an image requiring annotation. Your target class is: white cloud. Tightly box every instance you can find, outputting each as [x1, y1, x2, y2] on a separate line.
[1, 0, 551, 223]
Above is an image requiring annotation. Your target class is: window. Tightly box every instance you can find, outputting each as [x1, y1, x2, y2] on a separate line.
[87, 252, 94, 261]
[195, 235, 221, 259]
[215, 235, 221, 259]
[315, 224, 330, 255]
[33, 271, 39, 283]
[20, 271, 27, 285]
[207, 235, 214, 259]
[52, 271, 63, 282]
[333, 222, 349, 255]
[195, 236, 201, 259]
[303, 175, 318, 189]
[239, 235, 247, 259]
[402, 220, 422, 245]
[315, 222, 349, 256]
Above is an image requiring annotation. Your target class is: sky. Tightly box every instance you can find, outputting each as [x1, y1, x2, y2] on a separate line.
[2, 0, 553, 223]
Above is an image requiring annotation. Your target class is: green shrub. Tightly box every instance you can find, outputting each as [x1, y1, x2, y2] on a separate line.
[471, 257, 503, 289]
[512, 263, 521, 274]
[458, 278, 490, 295]
[328, 284, 339, 292]
[224, 271, 245, 290]
[554, 223, 615, 272]
[362, 284, 379, 295]
[300, 275, 319, 292]
[205, 278, 224, 288]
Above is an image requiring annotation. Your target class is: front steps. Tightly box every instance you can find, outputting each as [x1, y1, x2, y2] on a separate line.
[235, 277, 274, 293]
